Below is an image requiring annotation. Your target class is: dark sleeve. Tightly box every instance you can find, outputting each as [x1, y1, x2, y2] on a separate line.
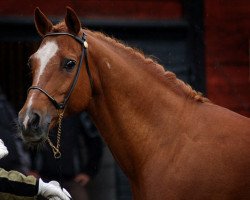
[0, 94, 17, 130]
[0, 168, 38, 198]
[78, 113, 104, 177]
[29, 148, 38, 171]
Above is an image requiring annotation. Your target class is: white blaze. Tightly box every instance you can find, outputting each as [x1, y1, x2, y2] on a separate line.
[34, 41, 59, 84]
[23, 95, 33, 129]
[23, 115, 30, 129]
[23, 41, 59, 128]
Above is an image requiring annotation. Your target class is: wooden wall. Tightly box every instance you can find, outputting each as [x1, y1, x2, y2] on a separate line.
[0, 0, 182, 19]
[205, 0, 250, 117]
[1, 0, 249, 117]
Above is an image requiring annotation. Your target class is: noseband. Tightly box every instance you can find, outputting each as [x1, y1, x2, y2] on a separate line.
[27, 32, 93, 158]
[28, 32, 93, 110]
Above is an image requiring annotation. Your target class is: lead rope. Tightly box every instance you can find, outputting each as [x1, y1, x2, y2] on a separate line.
[47, 109, 65, 159]
[46, 109, 65, 197]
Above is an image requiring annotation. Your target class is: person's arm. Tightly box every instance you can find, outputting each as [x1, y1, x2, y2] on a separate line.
[0, 139, 71, 200]
[0, 168, 72, 200]
[0, 167, 38, 198]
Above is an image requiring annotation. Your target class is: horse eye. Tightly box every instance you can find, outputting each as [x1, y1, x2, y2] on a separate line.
[64, 60, 76, 71]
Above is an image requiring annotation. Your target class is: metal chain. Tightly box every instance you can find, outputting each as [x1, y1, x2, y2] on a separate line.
[47, 109, 65, 159]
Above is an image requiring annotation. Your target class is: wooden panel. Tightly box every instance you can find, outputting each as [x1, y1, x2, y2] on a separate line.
[205, 0, 250, 117]
[205, 1, 249, 65]
[206, 65, 250, 116]
[0, 0, 182, 19]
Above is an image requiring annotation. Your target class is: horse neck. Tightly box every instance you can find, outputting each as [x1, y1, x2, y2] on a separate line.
[85, 31, 192, 178]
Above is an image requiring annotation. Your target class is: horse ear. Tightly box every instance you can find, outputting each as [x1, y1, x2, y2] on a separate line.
[34, 7, 53, 36]
[65, 7, 81, 35]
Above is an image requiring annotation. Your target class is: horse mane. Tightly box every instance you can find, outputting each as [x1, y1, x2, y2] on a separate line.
[53, 22, 209, 103]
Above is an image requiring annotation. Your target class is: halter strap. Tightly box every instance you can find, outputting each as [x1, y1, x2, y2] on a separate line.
[28, 86, 62, 109]
[28, 32, 93, 110]
[44, 32, 86, 46]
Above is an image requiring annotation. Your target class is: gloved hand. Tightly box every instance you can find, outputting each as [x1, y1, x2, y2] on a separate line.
[0, 139, 8, 159]
[38, 178, 72, 200]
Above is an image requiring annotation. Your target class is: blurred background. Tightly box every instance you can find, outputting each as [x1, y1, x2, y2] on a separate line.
[0, 0, 249, 200]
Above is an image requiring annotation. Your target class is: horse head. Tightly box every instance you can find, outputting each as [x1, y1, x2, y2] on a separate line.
[18, 7, 92, 144]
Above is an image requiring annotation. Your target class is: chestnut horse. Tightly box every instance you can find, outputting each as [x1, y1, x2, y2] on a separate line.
[18, 7, 250, 200]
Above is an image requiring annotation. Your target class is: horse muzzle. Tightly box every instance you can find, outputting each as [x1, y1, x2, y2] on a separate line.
[18, 108, 51, 144]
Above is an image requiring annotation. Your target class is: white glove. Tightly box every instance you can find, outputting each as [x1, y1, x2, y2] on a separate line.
[0, 139, 8, 159]
[38, 179, 72, 200]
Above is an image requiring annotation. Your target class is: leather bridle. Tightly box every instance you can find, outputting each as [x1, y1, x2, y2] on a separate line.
[28, 32, 93, 110]
[27, 32, 93, 158]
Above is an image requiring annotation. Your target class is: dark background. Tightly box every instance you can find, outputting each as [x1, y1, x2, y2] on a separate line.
[0, 0, 249, 116]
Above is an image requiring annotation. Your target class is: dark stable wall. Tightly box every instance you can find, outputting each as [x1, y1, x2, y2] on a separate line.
[205, 0, 250, 117]
[0, 0, 249, 117]
[0, 0, 182, 19]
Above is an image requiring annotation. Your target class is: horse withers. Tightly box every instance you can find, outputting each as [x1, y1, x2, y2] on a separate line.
[18, 7, 250, 200]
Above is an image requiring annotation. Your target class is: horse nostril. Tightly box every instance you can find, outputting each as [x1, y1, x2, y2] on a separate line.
[29, 113, 40, 130]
